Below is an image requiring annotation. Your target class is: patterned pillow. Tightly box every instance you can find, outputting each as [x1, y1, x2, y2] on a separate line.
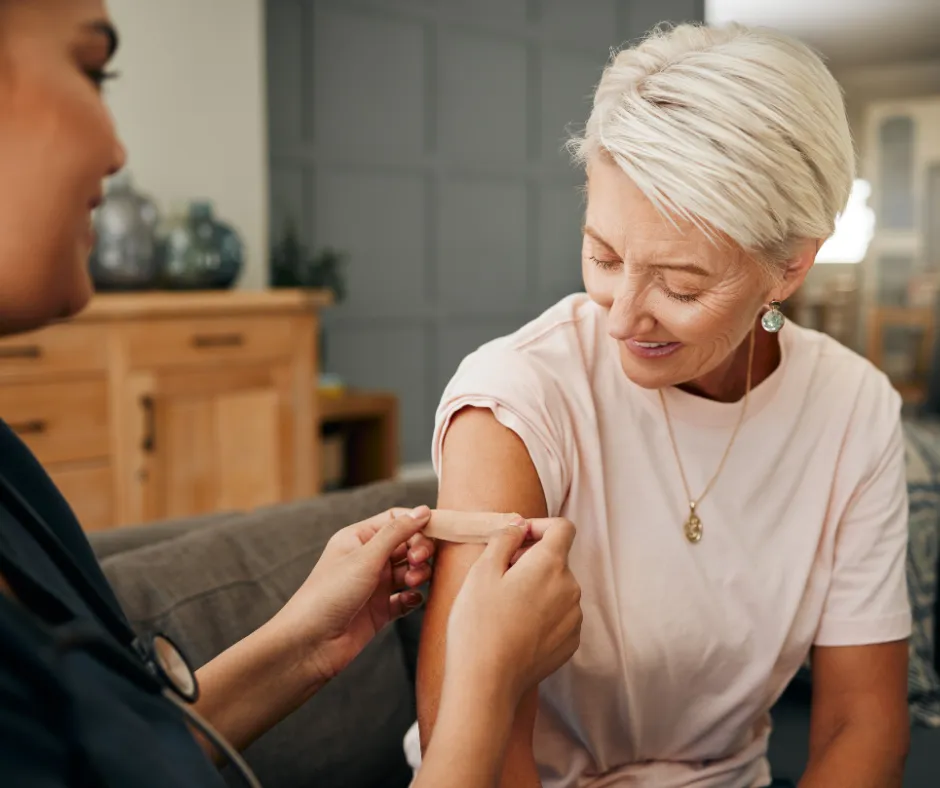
[902, 420, 940, 727]
[792, 420, 940, 727]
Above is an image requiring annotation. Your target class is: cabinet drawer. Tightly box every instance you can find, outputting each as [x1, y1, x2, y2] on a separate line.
[0, 379, 109, 464]
[125, 317, 295, 369]
[48, 463, 113, 531]
[0, 324, 107, 379]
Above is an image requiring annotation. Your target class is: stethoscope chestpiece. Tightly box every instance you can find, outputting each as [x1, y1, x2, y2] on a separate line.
[132, 632, 199, 703]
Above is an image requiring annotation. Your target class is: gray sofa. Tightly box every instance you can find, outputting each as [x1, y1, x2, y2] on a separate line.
[90, 477, 940, 787]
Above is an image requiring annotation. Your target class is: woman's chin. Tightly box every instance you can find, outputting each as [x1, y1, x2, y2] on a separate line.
[618, 346, 686, 390]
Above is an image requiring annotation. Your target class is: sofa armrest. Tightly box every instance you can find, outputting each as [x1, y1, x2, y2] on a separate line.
[88, 511, 244, 561]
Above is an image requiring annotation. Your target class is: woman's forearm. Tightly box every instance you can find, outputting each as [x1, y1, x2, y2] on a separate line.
[191, 619, 325, 762]
[415, 675, 520, 788]
[799, 719, 908, 788]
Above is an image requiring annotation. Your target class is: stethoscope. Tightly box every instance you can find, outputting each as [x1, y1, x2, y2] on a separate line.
[0, 467, 263, 788]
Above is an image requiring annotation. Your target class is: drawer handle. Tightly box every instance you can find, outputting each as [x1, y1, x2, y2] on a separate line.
[190, 333, 244, 349]
[0, 345, 42, 360]
[10, 419, 47, 436]
[141, 395, 156, 453]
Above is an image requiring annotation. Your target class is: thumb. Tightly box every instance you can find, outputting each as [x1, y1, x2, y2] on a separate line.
[363, 506, 431, 564]
[479, 517, 530, 572]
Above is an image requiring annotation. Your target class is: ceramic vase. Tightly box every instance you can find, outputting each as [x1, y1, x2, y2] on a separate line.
[88, 171, 161, 290]
[158, 201, 244, 290]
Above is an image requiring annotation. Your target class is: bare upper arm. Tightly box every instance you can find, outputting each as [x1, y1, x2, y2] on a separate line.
[808, 641, 909, 758]
[417, 406, 548, 786]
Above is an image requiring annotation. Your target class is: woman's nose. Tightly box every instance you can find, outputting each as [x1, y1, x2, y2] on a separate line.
[607, 287, 655, 340]
[108, 139, 127, 177]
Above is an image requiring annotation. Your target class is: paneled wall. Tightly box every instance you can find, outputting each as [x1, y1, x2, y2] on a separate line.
[266, 0, 704, 463]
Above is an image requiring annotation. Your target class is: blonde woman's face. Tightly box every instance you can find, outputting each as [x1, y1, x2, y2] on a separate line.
[0, 0, 125, 335]
[581, 155, 773, 391]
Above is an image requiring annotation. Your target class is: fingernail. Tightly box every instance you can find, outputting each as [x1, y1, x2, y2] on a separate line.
[508, 515, 527, 528]
[408, 505, 430, 521]
[410, 547, 429, 564]
[404, 591, 424, 607]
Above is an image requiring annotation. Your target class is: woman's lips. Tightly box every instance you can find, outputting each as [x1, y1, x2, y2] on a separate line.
[625, 338, 682, 359]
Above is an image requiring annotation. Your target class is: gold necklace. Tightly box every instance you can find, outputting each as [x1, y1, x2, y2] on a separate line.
[658, 325, 756, 544]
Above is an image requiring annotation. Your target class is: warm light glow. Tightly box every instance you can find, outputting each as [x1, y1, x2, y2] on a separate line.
[816, 179, 875, 264]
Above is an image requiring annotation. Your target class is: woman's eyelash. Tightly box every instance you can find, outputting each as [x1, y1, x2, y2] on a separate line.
[87, 69, 120, 88]
[589, 255, 621, 271]
[662, 288, 699, 303]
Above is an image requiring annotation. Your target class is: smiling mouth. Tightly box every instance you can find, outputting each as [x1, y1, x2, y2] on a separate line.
[625, 338, 682, 359]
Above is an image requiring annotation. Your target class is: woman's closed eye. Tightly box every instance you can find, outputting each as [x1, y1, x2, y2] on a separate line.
[657, 274, 701, 303]
[590, 255, 702, 302]
[589, 255, 622, 272]
[660, 286, 699, 303]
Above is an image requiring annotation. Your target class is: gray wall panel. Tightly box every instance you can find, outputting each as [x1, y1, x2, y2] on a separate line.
[266, 0, 705, 464]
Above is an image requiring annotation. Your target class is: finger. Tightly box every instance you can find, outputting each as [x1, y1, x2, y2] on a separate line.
[509, 544, 532, 566]
[363, 506, 432, 565]
[392, 562, 431, 589]
[405, 565, 432, 588]
[350, 506, 424, 542]
[478, 516, 530, 572]
[526, 518, 576, 555]
[388, 590, 424, 620]
[407, 533, 436, 565]
[390, 542, 409, 565]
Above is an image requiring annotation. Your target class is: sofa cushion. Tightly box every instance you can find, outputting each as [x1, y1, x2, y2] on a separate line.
[99, 478, 438, 788]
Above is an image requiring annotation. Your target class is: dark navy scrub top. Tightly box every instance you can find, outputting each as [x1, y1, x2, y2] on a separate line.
[0, 421, 227, 787]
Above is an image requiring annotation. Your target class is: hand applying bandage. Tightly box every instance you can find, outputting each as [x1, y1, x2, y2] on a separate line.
[441, 513, 583, 702]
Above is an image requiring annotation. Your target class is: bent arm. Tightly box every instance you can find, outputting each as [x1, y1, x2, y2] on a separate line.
[191, 616, 327, 762]
[417, 406, 548, 787]
[800, 640, 909, 787]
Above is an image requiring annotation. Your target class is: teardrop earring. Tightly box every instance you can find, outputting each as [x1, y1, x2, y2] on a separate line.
[761, 301, 785, 333]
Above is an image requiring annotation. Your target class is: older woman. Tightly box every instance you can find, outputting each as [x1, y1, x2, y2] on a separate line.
[0, 2, 582, 787]
[417, 21, 911, 788]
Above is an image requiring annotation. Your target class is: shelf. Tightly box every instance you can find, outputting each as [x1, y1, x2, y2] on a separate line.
[317, 390, 397, 424]
[315, 389, 399, 491]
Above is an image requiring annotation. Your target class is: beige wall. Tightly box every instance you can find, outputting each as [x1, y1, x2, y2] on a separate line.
[104, 0, 269, 289]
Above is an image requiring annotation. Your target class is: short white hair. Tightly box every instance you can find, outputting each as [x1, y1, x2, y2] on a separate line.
[569, 22, 855, 268]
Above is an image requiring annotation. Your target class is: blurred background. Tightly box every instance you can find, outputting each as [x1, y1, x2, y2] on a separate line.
[64, 0, 940, 497]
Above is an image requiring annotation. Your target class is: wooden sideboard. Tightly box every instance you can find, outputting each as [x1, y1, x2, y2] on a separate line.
[0, 289, 331, 530]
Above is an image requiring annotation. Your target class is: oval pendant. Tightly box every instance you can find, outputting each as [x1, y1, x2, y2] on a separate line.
[684, 512, 703, 543]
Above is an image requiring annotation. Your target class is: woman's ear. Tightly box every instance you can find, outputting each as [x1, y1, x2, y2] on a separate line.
[768, 239, 820, 302]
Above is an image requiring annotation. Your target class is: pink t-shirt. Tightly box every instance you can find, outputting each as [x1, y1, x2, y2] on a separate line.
[432, 293, 912, 788]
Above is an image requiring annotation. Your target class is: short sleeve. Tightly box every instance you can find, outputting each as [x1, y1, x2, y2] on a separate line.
[432, 345, 573, 517]
[814, 387, 912, 647]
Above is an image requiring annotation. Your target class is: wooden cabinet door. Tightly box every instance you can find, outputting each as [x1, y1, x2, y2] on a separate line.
[122, 364, 294, 524]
